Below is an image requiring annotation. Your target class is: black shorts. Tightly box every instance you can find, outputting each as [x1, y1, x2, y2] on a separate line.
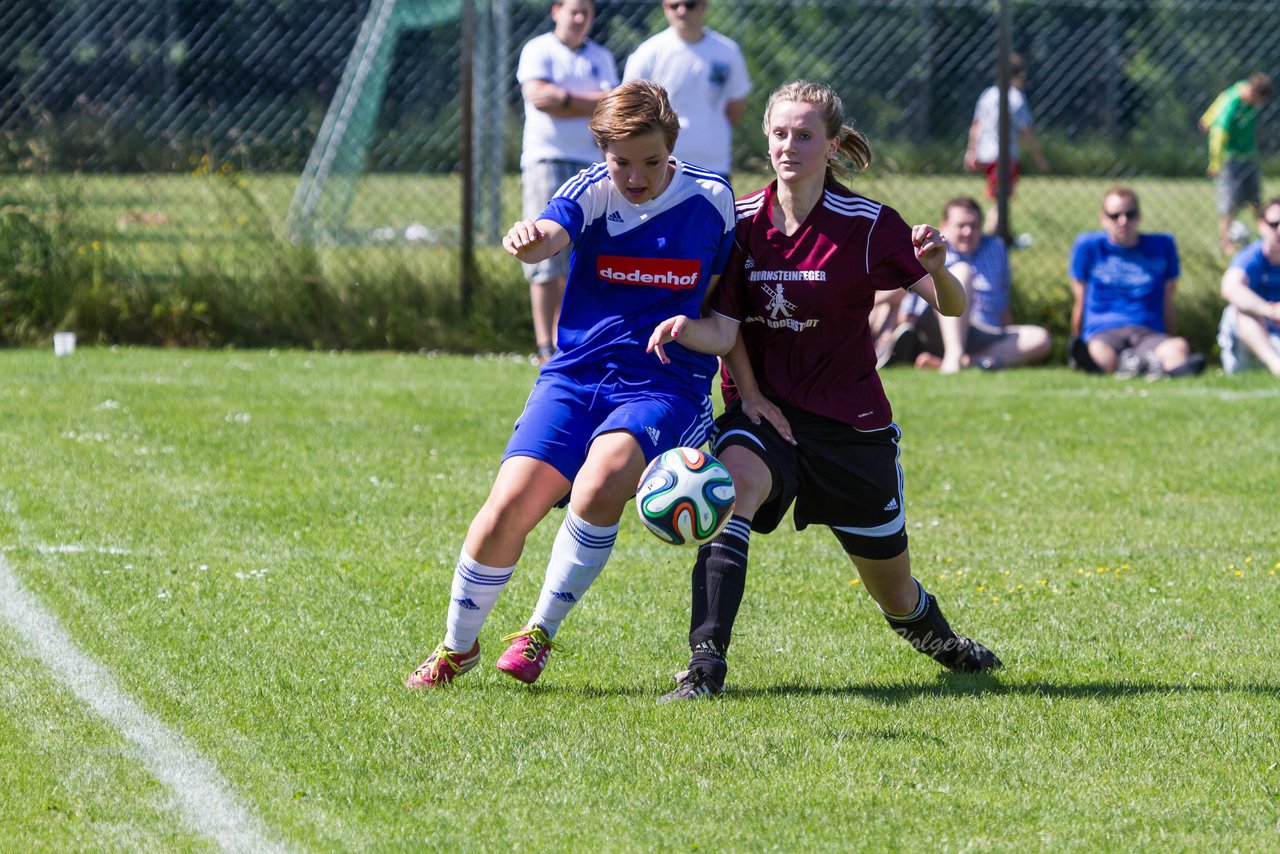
[711, 401, 907, 557]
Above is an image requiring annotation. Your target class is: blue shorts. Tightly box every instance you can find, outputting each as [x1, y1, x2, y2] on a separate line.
[503, 371, 715, 484]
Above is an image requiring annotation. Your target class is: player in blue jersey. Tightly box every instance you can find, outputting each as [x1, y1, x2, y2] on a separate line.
[406, 80, 739, 689]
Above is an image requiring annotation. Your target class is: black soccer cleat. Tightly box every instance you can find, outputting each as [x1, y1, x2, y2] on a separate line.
[657, 666, 724, 703]
[946, 637, 1003, 673]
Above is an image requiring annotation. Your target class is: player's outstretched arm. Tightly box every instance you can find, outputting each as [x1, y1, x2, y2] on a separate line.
[647, 311, 738, 362]
[648, 277, 738, 361]
[721, 334, 794, 445]
[503, 218, 570, 264]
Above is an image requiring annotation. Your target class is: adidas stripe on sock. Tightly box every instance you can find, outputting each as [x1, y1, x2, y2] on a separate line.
[690, 515, 752, 656]
[528, 509, 618, 638]
[443, 550, 514, 652]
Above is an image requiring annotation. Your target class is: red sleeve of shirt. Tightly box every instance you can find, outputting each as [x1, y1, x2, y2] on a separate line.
[712, 219, 752, 320]
[868, 204, 928, 291]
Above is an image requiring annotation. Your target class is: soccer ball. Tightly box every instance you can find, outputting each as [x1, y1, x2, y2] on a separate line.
[635, 447, 736, 546]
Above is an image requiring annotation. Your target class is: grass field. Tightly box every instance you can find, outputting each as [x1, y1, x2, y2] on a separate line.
[0, 170, 1249, 353]
[3, 347, 1279, 850]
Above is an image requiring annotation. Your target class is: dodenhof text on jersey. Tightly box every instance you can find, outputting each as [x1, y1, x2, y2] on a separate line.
[597, 256, 701, 290]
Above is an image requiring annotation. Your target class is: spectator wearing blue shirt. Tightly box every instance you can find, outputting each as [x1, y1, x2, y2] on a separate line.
[909, 196, 1052, 372]
[1218, 196, 1280, 375]
[1068, 187, 1204, 378]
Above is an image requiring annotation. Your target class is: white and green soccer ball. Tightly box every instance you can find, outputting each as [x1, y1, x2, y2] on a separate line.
[636, 447, 736, 546]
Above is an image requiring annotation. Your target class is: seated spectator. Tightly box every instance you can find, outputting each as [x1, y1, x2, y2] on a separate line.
[904, 196, 1051, 373]
[1218, 196, 1280, 375]
[1067, 187, 1205, 378]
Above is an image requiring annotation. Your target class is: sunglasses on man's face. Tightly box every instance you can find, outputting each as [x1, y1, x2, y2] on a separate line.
[664, 0, 700, 9]
[1104, 209, 1140, 221]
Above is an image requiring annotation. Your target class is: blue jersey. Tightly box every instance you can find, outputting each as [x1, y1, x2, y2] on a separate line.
[1229, 240, 1280, 332]
[539, 159, 736, 399]
[1069, 231, 1179, 340]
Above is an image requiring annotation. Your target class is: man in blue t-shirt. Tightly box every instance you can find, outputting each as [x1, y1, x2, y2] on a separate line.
[1218, 196, 1280, 375]
[1068, 187, 1205, 378]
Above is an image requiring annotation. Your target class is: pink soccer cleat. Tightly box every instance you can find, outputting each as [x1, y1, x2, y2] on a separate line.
[405, 640, 481, 689]
[495, 625, 553, 684]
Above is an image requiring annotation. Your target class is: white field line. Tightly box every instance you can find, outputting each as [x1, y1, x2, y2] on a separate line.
[0, 553, 288, 854]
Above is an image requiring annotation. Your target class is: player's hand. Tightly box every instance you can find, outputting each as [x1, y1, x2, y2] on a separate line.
[647, 315, 689, 365]
[502, 220, 547, 259]
[912, 224, 948, 272]
[742, 394, 795, 446]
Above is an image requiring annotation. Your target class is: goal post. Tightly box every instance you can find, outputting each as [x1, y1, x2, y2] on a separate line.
[289, 0, 511, 245]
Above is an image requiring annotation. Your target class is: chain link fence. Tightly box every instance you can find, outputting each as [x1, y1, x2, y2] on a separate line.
[2, 0, 1278, 352]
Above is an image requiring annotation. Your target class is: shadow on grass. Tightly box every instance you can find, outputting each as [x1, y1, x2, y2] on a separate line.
[729, 675, 1280, 703]
[528, 675, 1280, 702]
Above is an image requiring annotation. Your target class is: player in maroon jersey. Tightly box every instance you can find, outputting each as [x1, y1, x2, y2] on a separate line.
[648, 80, 1002, 701]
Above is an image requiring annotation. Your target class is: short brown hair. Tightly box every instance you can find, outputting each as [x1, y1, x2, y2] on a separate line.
[942, 196, 983, 222]
[589, 80, 680, 152]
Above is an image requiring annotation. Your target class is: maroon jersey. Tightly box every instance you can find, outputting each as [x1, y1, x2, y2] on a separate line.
[713, 179, 927, 429]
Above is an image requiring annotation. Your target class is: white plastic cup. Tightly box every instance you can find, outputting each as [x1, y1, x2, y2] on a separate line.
[53, 332, 76, 357]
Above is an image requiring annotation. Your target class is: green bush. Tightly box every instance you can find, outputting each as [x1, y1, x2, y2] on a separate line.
[0, 185, 535, 352]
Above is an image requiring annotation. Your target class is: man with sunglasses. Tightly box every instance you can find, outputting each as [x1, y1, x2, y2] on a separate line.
[622, 0, 751, 178]
[1067, 187, 1205, 378]
[1217, 197, 1280, 375]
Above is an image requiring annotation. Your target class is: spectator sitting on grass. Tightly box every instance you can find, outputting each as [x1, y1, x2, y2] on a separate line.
[1067, 186, 1205, 379]
[1217, 196, 1280, 375]
[901, 195, 1052, 373]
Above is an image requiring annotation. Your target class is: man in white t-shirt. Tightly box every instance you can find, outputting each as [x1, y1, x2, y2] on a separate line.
[963, 53, 1049, 238]
[622, 0, 750, 177]
[517, 0, 618, 364]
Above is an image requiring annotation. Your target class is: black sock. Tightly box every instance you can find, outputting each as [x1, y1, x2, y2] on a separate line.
[883, 585, 972, 670]
[688, 515, 751, 679]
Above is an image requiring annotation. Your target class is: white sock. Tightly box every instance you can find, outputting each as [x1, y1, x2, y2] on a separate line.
[443, 550, 514, 652]
[528, 509, 618, 638]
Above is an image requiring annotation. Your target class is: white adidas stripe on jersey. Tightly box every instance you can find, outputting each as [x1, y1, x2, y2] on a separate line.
[735, 189, 767, 221]
[559, 162, 609, 202]
[822, 191, 882, 219]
